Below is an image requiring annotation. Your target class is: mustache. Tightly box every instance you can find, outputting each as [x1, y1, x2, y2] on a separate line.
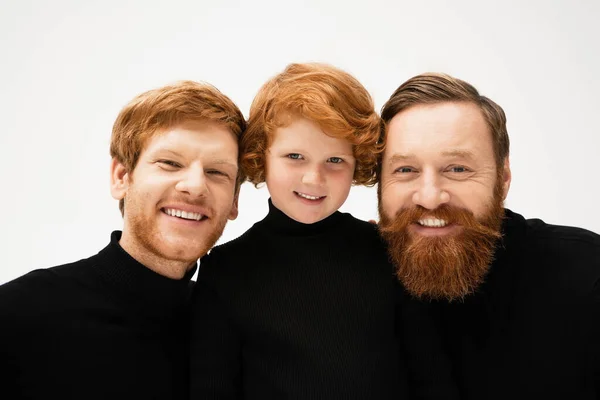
[379, 204, 502, 239]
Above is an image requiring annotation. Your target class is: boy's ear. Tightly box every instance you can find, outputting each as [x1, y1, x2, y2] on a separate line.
[110, 158, 130, 200]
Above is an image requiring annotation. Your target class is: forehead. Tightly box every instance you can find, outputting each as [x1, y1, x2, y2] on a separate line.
[271, 117, 352, 153]
[384, 102, 493, 160]
[143, 121, 238, 158]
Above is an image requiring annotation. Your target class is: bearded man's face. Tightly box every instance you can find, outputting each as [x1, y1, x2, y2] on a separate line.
[378, 102, 511, 301]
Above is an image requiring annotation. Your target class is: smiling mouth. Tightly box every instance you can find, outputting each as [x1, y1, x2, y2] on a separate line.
[411, 218, 462, 237]
[162, 208, 207, 221]
[294, 191, 326, 201]
[417, 218, 448, 228]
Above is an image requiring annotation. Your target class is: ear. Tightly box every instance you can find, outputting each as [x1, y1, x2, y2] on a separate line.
[501, 157, 511, 200]
[228, 191, 239, 220]
[110, 158, 130, 200]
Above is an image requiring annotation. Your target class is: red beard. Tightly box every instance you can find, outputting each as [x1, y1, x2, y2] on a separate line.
[379, 190, 505, 302]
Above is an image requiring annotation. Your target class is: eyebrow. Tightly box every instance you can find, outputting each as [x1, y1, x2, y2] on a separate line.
[152, 150, 237, 169]
[387, 153, 414, 165]
[153, 149, 184, 158]
[210, 159, 238, 169]
[387, 150, 475, 165]
[441, 149, 476, 160]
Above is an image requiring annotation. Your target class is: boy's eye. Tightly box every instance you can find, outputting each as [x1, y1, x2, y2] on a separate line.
[328, 157, 344, 164]
[287, 153, 303, 160]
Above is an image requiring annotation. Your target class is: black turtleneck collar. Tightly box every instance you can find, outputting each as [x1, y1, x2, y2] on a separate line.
[91, 231, 197, 314]
[258, 198, 346, 237]
[492, 208, 528, 263]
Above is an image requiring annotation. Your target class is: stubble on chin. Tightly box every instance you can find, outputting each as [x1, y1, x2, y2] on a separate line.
[123, 198, 230, 277]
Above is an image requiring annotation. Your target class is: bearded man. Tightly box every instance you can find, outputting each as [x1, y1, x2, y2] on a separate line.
[378, 73, 600, 399]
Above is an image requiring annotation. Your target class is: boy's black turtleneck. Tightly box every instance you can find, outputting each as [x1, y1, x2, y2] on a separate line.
[190, 199, 409, 399]
[0, 231, 196, 399]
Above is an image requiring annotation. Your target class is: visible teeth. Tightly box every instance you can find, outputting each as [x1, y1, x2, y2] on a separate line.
[296, 192, 322, 200]
[418, 218, 448, 227]
[164, 208, 204, 221]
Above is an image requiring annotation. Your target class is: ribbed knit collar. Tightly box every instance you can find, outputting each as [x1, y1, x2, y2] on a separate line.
[92, 231, 197, 314]
[258, 198, 346, 237]
[454, 208, 528, 309]
[492, 208, 528, 263]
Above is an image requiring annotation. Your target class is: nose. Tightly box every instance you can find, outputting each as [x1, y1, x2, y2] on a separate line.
[412, 173, 450, 210]
[301, 165, 325, 186]
[175, 166, 209, 197]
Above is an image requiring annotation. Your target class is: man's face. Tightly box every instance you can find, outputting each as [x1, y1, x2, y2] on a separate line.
[111, 121, 239, 276]
[265, 117, 356, 224]
[378, 102, 511, 300]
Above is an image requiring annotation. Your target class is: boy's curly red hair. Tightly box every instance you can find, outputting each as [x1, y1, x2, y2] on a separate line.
[241, 63, 382, 186]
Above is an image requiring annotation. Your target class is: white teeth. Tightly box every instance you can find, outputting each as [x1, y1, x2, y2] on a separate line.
[164, 208, 204, 221]
[418, 218, 448, 227]
[296, 192, 323, 200]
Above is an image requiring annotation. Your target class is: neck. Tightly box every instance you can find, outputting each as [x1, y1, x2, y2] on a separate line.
[118, 232, 195, 280]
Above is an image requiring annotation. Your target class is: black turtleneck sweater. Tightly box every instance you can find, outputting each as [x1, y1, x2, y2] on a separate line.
[427, 209, 600, 399]
[190, 200, 409, 399]
[0, 231, 196, 400]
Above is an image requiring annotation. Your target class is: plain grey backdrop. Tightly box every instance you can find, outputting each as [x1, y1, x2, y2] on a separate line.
[1, 0, 599, 284]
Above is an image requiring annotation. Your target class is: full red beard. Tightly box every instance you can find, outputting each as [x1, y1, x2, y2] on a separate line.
[378, 182, 505, 302]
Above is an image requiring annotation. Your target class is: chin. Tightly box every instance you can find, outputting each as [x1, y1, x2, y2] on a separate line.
[161, 238, 209, 259]
[165, 247, 206, 264]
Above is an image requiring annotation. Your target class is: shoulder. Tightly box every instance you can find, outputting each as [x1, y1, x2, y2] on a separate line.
[0, 256, 97, 307]
[197, 226, 262, 280]
[0, 257, 93, 326]
[332, 211, 379, 235]
[339, 211, 379, 231]
[520, 213, 600, 257]
[208, 225, 262, 261]
[507, 210, 600, 291]
[337, 212, 385, 245]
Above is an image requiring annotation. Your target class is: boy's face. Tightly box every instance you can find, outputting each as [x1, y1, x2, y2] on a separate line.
[265, 117, 355, 224]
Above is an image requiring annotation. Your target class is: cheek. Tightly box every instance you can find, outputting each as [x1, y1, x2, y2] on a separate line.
[380, 181, 410, 215]
[450, 185, 495, 217]
[212, 188, 236, 216]
[265, 165, 293, 191]
[210, 180, 236, 199]
[327, 168, 353, 189]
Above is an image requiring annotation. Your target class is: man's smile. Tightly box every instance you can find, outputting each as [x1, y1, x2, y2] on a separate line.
[162, 208, 207, 221]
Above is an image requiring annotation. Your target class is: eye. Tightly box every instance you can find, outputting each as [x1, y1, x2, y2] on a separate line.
[327, 157, 344, 164]
[207, 169, 230, 178]
[158, 160, 181, 169]
[446, 165, 470, 173]
[394, 166, 416, 174]
[286, 153, 303, 160]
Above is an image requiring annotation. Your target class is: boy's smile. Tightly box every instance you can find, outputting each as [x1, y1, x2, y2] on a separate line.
[294, 191, 326, 202]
